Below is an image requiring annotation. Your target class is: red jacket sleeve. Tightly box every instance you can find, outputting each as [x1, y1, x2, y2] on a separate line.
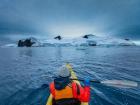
[49, 82, 55, 98]
[72, 83, 90, 102]
[79, 86, 90, 102]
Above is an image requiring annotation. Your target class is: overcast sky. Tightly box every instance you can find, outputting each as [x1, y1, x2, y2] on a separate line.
[0, 0, 140, 39]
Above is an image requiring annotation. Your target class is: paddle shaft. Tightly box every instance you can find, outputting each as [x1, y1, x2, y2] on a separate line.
[71, 78, 101, 83]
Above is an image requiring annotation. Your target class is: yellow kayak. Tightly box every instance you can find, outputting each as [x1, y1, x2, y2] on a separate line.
[46, 63, 88, 105]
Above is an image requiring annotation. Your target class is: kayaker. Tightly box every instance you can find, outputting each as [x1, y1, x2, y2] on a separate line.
[49, 66, 90, 105]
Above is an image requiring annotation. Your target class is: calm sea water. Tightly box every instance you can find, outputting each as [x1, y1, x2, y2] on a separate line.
[0, 46, 140, 105]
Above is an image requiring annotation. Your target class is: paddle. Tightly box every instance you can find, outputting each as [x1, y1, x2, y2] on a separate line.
[41, 78, 138, 89]
[42, 63, 138, 89]
[71, 78, 138, 88]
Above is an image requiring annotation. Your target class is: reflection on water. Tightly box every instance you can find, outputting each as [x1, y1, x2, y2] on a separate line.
[18, 48, 33, 57]
[55, 47, 62, 61]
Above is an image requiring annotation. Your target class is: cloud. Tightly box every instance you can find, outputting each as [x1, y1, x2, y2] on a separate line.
[0, 0, 140, 39]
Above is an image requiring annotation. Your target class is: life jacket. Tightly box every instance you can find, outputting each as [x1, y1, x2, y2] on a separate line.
[50, 82, 81, 105]
[50, 81, 90, 103]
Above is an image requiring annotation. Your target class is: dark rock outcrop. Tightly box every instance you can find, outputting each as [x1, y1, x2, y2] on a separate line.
[83, 34, 95, 39]
[18, 38, 35, 47]
[125, 38, 130, 41]
[54, 35, 62, 40]
[83, 35, 88, 39]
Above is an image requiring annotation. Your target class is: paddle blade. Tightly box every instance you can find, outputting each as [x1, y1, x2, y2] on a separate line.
[101, 80, 138, 88]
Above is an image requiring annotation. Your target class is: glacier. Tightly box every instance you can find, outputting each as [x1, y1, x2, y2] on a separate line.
[1, 34, 137, 47]
[39, 34, 136, 47]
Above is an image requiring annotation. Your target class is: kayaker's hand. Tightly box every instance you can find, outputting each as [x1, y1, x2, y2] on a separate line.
[84, 79, 90, 86]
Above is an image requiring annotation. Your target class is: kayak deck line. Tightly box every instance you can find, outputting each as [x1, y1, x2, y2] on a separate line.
[46, 63, 88, 105]
[66, 63, 88, 105]
[66, 63, 80, 85]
